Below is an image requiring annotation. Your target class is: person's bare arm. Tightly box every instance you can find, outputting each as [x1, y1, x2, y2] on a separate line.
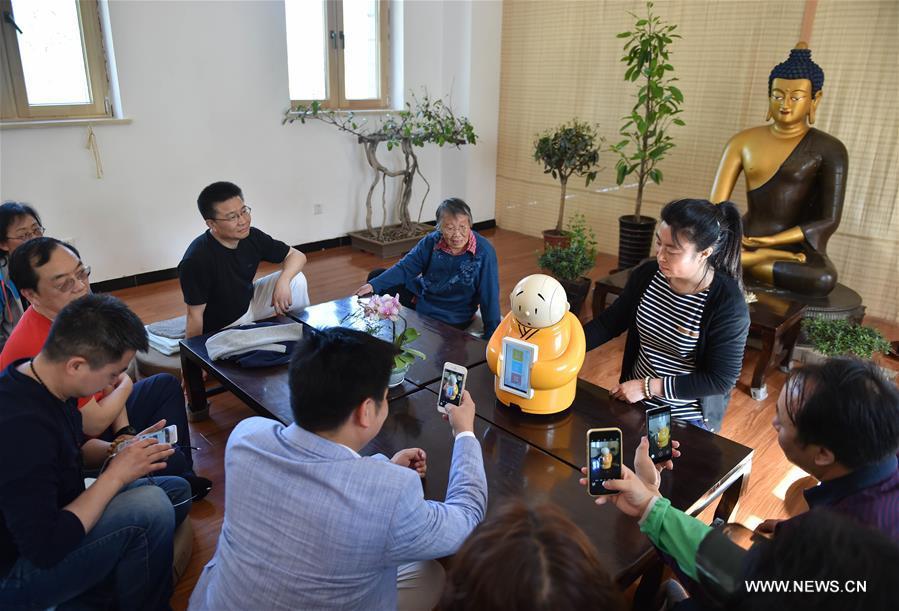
[272, 248, 307, 315]
[185, 303, 206, 339]
[80, 373, 133, 437]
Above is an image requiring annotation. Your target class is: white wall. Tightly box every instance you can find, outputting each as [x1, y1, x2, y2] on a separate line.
[0, 0, 502, 283]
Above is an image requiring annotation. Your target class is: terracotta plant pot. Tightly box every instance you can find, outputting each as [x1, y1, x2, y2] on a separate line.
[558, 276, 592, 316]
[617, 215, 656, 270]
[542, 229, 571, 251]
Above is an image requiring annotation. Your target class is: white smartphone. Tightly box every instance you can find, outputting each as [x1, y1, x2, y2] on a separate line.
[117, 424, 179, 451]
[498, 336, 538, 399]
[437, 362, 468, 414]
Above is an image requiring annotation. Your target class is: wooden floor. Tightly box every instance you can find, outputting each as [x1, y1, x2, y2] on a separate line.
[108, 227, 899, 609]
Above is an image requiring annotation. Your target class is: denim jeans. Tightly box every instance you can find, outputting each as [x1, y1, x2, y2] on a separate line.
[103, 374, 194, 476]
[0, 476, 191, 610]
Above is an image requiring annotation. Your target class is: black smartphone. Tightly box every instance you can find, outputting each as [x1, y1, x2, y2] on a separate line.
[646, 405, 673, 464]
[586, 428, 622, 496]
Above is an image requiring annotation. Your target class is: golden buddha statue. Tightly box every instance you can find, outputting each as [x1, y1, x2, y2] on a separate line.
[710, 43, 848, 297]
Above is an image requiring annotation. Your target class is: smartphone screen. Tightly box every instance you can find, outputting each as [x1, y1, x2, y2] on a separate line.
[438, 364, 467, 413]
[587, 428, 622, 495]
[646, 406, 672, 464]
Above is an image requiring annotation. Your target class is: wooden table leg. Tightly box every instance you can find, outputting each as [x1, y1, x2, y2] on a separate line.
[750, 329, 776, 401]
[180, 351, 209, 421]
[713, 459, 752, 523]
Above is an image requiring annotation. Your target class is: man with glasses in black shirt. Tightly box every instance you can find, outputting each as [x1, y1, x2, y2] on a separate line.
[179, 181, 310, 339]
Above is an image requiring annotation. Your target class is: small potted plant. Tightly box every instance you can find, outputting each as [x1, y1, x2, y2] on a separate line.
[612, 1, 685, 270]
[343, 294, 426, 386]
[799, 317, 891, 362]
[537, 214, 598, 315]
[533, 119, 601, 250]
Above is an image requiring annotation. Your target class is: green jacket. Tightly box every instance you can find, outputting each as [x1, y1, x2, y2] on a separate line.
[640, 496, 712, 580]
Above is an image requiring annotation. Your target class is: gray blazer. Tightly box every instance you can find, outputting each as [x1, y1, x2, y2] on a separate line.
[189, 417, 487, 610]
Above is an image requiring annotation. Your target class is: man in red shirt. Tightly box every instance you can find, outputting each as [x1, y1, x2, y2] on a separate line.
[1, 238, 208, 496]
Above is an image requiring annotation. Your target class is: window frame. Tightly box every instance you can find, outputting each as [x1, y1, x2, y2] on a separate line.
[0, 0, 111, 121]
[290, 0, 390, 111]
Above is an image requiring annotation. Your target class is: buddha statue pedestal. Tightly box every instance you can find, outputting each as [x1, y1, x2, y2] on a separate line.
[747, 280, 864, 324]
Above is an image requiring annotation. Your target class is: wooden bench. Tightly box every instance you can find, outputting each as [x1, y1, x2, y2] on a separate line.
[592, 270, 807, 401]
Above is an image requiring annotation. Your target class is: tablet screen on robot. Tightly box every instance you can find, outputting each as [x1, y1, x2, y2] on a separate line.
[499, 337, 538, 398]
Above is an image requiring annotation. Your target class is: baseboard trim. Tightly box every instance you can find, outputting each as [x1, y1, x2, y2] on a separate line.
[91, 219, 497, 293]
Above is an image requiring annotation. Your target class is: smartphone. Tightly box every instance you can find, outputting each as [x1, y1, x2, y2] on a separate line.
[645, 405, 673, 464]
[437, 363, 468, 414]
[117, 424, 179, 451]
[586, 428, 622, 496]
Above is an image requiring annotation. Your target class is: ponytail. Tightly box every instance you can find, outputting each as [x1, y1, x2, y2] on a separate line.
[712, 201, 744, 291]
[660, 199, 744, 291]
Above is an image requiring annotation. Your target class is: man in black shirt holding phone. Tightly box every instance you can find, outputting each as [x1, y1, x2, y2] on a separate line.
[0, 295, 190, 609]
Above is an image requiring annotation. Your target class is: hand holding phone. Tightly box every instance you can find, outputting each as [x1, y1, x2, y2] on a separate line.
[586, 428, 622, 496]
[438, 362, 468, 415]
[645, 406, 673, 464]
[116, 424, 178, 452]
[581, 465, 659, 516]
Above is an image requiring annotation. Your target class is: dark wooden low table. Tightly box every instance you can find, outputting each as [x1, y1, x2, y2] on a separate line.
[592, 268, 807, 401]
[366, 388, 656, 587]
[290, 296, 488, 387]
[181, 303, 754, 598]
[179, 319, 422, 422]
[428, 363, 753, 523]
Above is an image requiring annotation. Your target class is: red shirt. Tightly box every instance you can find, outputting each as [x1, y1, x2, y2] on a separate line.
[0, 306, 52, 370]
[0, 306, 97, 408]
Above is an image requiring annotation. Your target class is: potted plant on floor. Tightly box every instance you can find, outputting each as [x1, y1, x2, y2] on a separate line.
[343, 294, 426, 386]
[533, 120, 601, 250]
[537, 214, 598, 315]
[612, 1, 685, 270]
[794, 316, 895, 381]
[285, 94, 477, 258]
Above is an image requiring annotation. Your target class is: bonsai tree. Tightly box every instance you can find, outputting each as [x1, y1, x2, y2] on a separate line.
[533, 120, 601, 238]
[538, 214, 598, 281]
[284, 94, 476, 243]
[802, 317, 890, 360]
[612, 1, 684, 222]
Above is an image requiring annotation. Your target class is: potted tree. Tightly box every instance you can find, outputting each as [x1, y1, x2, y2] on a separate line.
[537, 214, 598, 315]
[612, 1, 685, 270]
[533, 120, 600, 250]
[285, 94, 477, 258]
[794, 317, 895, 381]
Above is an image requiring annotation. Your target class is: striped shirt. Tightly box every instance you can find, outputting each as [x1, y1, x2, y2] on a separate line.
[631, 271, 710, 422]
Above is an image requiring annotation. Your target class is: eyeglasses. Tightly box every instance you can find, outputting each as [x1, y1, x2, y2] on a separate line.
[52, 266, 91, 293]
[212, 206, 252, 223]
[5, 225, 45, 241]
[441, 224, 471, 237]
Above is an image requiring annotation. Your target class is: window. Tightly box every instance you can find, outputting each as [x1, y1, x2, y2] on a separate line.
[285, 0, 389, 110]
[0, 0, 111, 121]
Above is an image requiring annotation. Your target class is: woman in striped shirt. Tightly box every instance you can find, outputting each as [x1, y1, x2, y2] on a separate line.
[583, 199, 750, 431]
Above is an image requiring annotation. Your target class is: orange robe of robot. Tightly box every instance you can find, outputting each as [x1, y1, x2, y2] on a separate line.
[486, 311, 586, 415]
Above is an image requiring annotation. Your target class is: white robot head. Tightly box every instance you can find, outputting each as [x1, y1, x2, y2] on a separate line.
[510, 274, 569, 328]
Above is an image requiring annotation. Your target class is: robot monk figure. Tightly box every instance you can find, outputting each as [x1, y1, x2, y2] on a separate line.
[487, 274, 586, 415]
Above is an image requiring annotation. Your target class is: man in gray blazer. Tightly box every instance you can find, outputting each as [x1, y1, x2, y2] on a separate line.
[189, 327, 488, 611]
